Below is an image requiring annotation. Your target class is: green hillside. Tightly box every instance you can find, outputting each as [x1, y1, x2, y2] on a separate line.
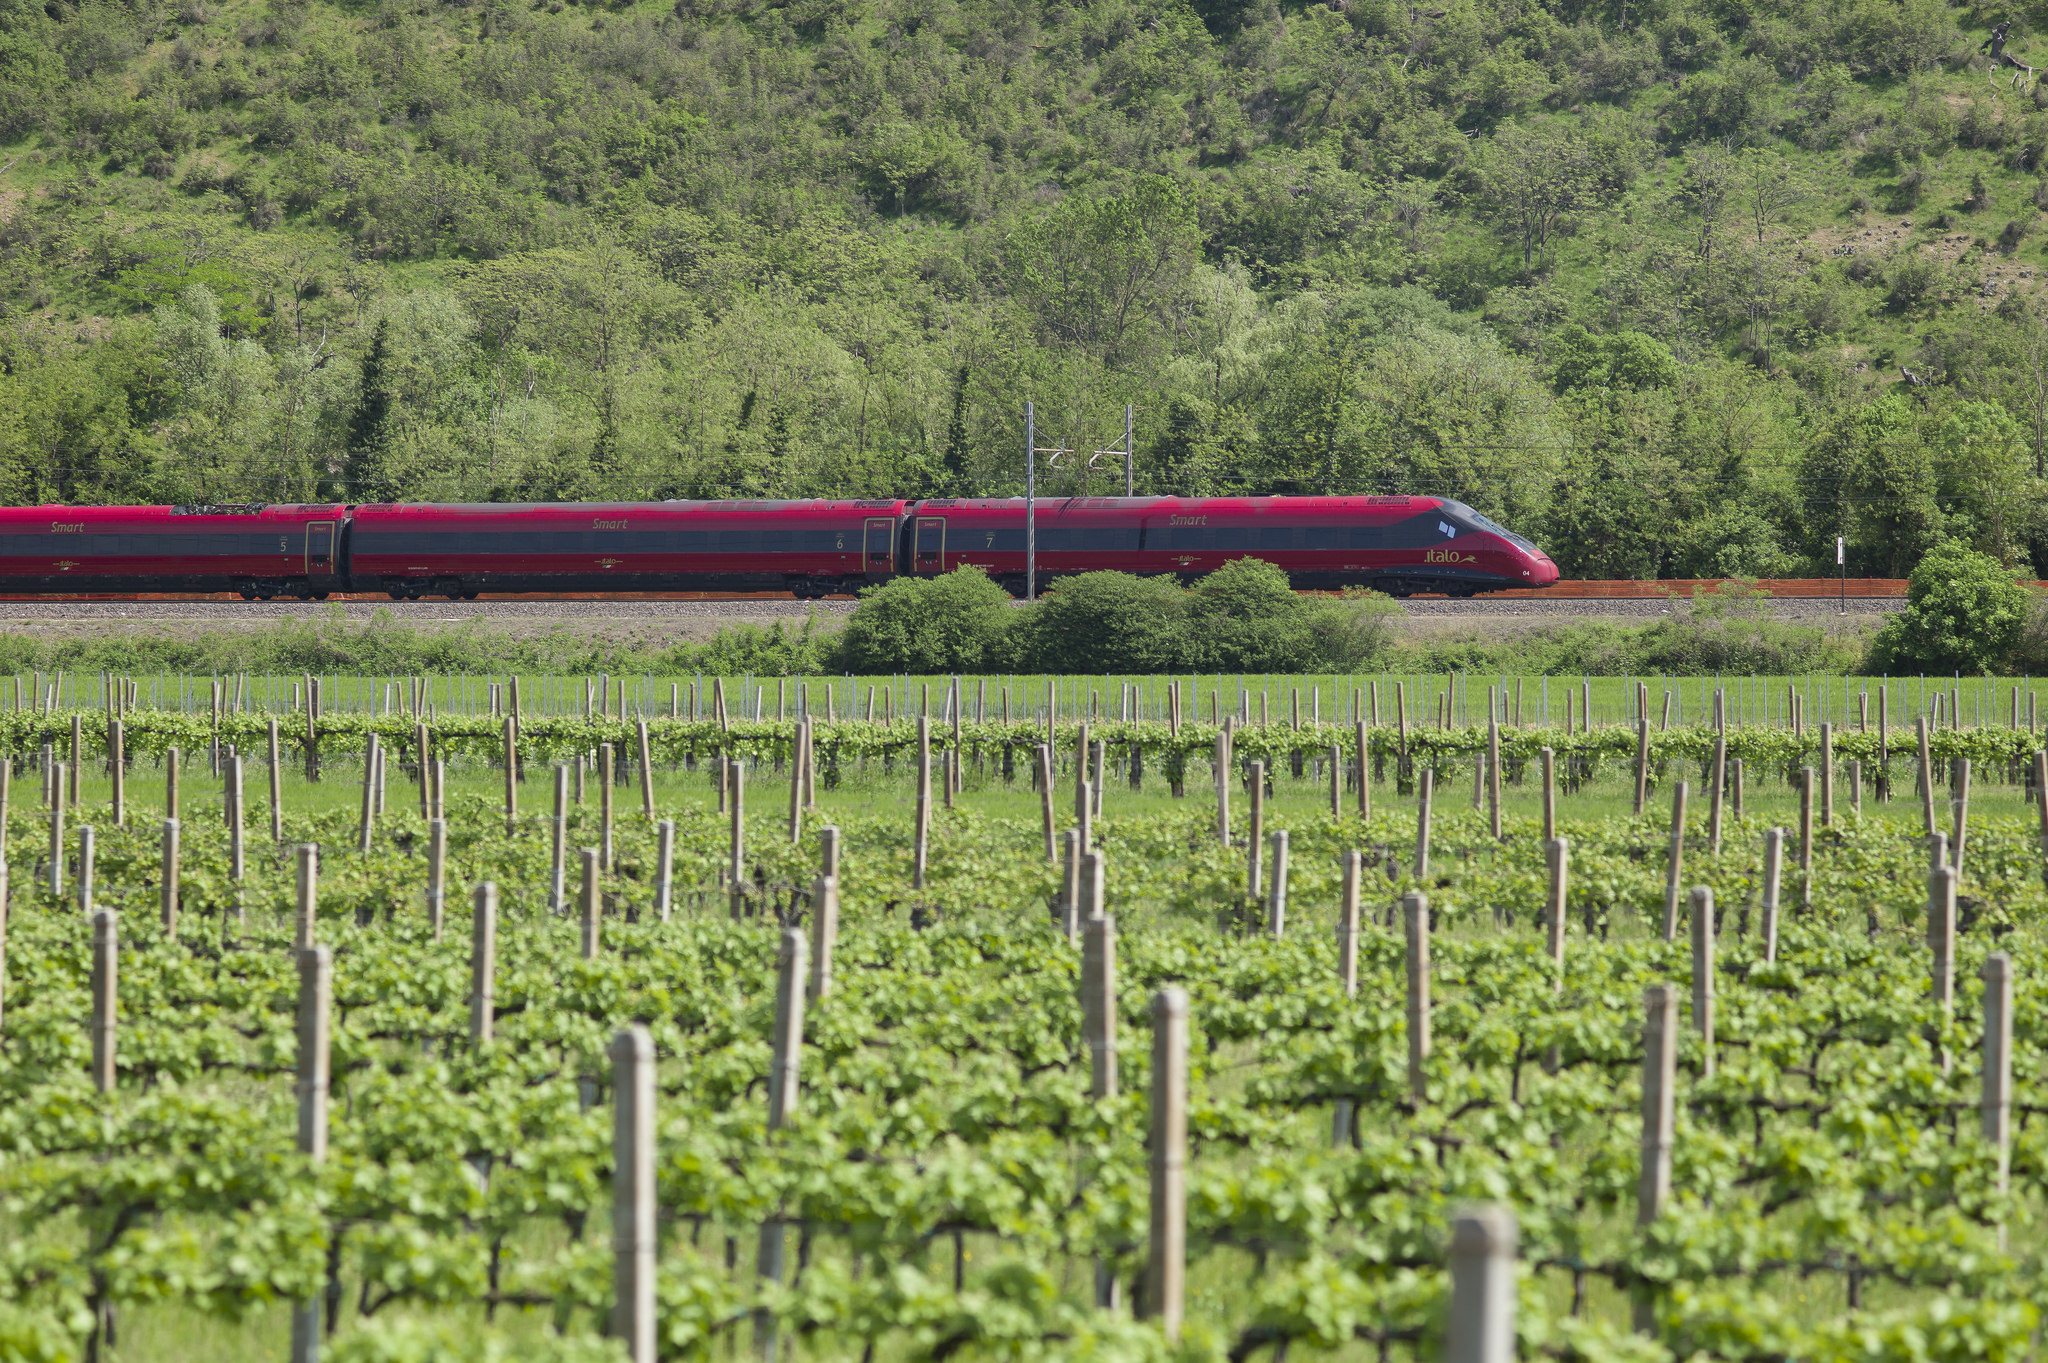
[0, 0, 2044, 577]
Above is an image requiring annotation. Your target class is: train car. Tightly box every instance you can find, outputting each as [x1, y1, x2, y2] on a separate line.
[344, 500, 908, 599]
[905, 495, 1558, 597]
[0, 504, 348, 598]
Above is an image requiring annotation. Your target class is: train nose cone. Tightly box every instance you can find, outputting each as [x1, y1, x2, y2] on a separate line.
[1530, 556, 1560, 587]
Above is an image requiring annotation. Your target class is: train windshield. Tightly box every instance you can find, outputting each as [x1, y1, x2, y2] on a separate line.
[1441, 501, 1544, 556]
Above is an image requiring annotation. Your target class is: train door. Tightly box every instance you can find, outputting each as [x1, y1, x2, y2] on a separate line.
[305, 521, 337, 580]
[863, 518, 895, 576]
[913, 517, 946, 574]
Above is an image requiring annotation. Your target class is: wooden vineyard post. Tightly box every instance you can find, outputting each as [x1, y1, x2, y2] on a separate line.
[1660, 782, 1688, 943]
[581, 848, 601, 959]
[1214, 732, 1231, 847]
[637, 719, 655, 819]
[808, 875, 838, 1001]
[1540, 747, 1555, 842]
[610, 1025, 656, 1363]
[1918, 717, 1936, 836]
[1355, 720, 1370, 820]
[160, 819, 179, 936]
[427, 819, 447, 941]
[1328, 743, 1341, 819]
[357, 734, 379, 853]
[1448, 1205, 1518, 1363]
[1338, 851, 1361, 997]
[268, 720, 284, 842]
[1708, 733, 1726, 857]
[469, 883, 497, 1047]
[69, 713, 80, 806]
[1635, 983, 1676, 1333]
[1820, 722, 1834, 826]
[913, 717, 930, 888]
[789, 723, 806, 842]
[109, 718, 123, 826]
[1332, 851, 1361, 1147]
[1545, 838, 1568, 979]
[1731, 757, 1744, 821]
[1247, 760, 1265, 901]
[295, 844, 318, 951]
[1761, 829, 1783, 964]
[502, 717, 518, 835]
[291, 944, 331, 1363]
[1415, 768, 1434, 881]
[1879, 686, 1890, 801]
[90, 908, 115, 1092]
[306, 678, 320, 782]
[1143, 987, 1189, 1341]
[1929, 864, 1957, 1061]
[1849, 760, 1862, 819]
[1059, 830, 1081, 946]
[1983, 952, 2013, 1227]
[600, 742, 616, 872]
[1079, 847, 1105, 935]
[1486, 718, 1502, 840]
[1082, 911, 1118, 1100]
[416, 723, 431, 820]
[1633, 718, 1649, 815]
[1404, 891, 1430, 1101]
[754, 929, 808, 1359]
[76, 826, 93, 917]
[1036, 744, 1056, 863]
[1798, 767, 1814, 909]
[655, 820, 675, 921]
[1266, 830, 1288, 939]
[820, 825, 841, 881]
[729, 761, 746, 919]
[2036, 751, 2048, 888]
[45, 768, 63, 898]
[1953, 756, 1972, 884]
[551, 765, 569, 914]
[1691, 886, 1715, 1077]
[228, 753, 244, 884]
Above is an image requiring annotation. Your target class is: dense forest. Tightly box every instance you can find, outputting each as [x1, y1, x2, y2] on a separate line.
[3, 0, 2048, 576]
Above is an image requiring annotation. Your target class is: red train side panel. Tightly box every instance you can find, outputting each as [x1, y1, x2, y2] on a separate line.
[0, 504, 346, 598]
[345, 501, 908, 599]
[909, 496, 1558, 597]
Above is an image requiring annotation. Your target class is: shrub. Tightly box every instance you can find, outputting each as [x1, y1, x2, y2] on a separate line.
[1009, 573, 1189, 673]
[830, 567, 1015, 674]
[1865, 542, 2031, 674]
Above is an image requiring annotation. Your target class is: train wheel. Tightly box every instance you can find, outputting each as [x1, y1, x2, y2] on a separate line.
[314, 591, 331, 601]
[388, 591, 406, 601]
[238, 588, 256, 601]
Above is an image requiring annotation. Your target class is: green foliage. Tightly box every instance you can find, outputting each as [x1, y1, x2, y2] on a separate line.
[833, 568, 1016, 675]
[1867, 541, 2033, 674]
[1009, 572, 1189, 673]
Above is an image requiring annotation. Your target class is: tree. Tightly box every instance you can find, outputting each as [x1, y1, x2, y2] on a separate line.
[1737, 149, 1801, 243]
[1005, 176, 1201, 368]
[1868, 541, 2030, 673]
[1473, 122, 1597, 273]
[1934, 401, 2041, 570]
[1677, 142, 1737, 266]
[344, 318, 397, 502]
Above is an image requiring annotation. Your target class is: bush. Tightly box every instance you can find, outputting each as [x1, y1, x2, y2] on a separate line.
[830, 567, 1015, 674]
[1865, 542, 2031, 674]
[1009, 573, 1189, 672]
[829, 559, 1405, 673]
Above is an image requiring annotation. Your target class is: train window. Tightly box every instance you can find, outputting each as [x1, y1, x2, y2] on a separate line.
[1347, 525, 1383, 549]
[1257, 526, 1299, 550]
[759, 531, 794, 553]
[1381, 514, 1447, 548]
[1303, 527, 1343, 550]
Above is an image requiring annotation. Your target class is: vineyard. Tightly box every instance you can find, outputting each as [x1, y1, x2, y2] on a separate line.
[0, 668, 2041, 1361]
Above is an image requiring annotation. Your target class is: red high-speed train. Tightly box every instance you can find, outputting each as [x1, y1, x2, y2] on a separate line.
[0, 496, 1559, 599]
